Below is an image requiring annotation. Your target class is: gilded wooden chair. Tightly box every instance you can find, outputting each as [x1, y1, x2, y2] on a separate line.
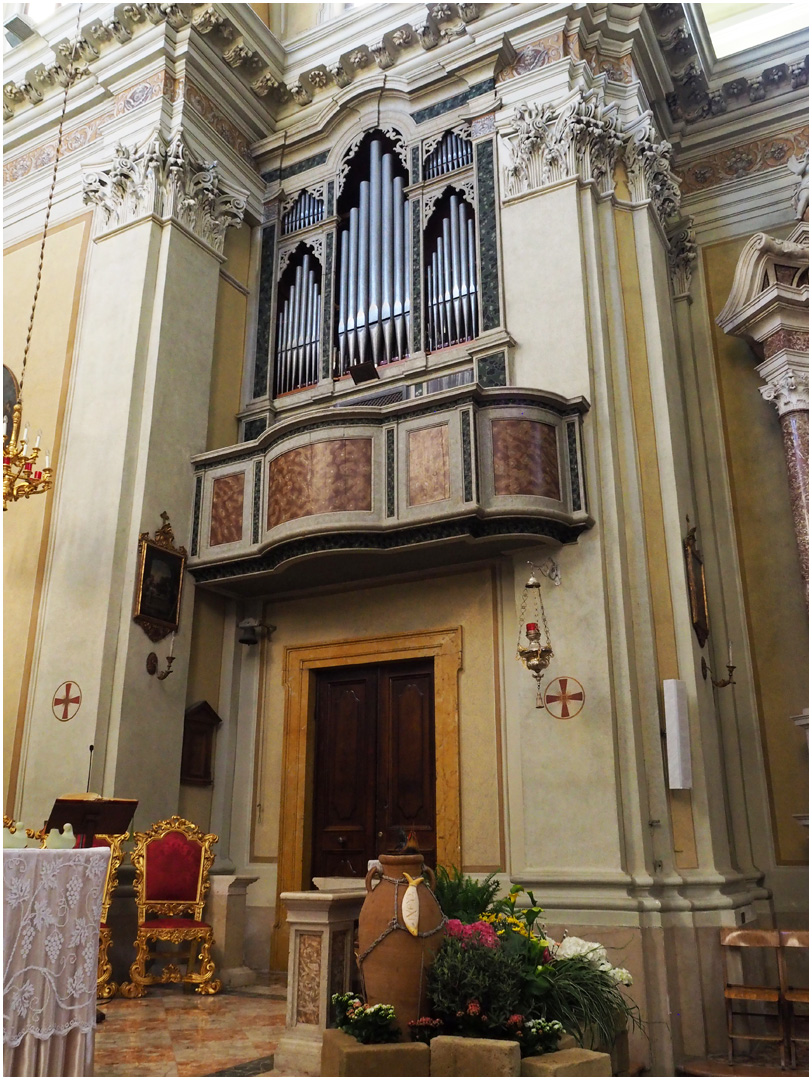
[94, 833, 128, 999]
[779, 930, 809, 1069]
[720, 927, 784, 1067]
[120, 816, 221, 997]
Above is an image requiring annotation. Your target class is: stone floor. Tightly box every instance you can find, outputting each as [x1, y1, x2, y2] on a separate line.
[94, 976, 316, 1078]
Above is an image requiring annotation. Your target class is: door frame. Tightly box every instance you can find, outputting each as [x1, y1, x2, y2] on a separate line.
[272, 627, 462, 970]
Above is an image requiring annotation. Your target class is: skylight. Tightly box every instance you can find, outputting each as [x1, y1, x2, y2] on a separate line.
[701, 2, 809, 59]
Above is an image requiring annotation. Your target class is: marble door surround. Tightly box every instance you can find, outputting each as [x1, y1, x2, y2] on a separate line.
[271, 627, 462, 970]
[717, 220, 809, 598]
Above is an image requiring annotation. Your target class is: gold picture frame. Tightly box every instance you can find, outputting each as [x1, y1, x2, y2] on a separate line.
[684, 522, 709, 649]
[133, 512, 187, 643]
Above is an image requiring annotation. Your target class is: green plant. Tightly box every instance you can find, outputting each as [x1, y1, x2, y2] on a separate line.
[433, 865, 501, 923]
[332, 993, 400, 1043]
[488, 883, 545, 937]
[533, 958, 640, 1049]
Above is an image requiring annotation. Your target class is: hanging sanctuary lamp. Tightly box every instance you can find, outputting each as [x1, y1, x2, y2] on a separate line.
[3, 7, 83, 510]
[516, 566, 554, 707]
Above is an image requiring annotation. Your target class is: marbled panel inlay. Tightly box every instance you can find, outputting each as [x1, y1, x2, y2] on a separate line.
[764, 328, 810, 359]
[267, 438, 372, 529]
[253, 223, 276, 398]
[386, 428, 396, 517]
[252, 460, 262, 545]
[408, 424, 450, 506]
[781, 409, 809, 595]
[191, 475, 203, 557]
[492, 419, 560, 499]
[475, 140, 501, 331]
[210, 473, 245, 547]
[295, 932, 322, 1026]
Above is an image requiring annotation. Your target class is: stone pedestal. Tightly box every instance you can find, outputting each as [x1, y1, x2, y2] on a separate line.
[273, 888, 366, 1075]
[205, 874, 258, 987]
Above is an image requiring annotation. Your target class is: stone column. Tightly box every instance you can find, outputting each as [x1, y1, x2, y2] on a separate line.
[758, 348, 809, 593]
[716, 220, 809, 598]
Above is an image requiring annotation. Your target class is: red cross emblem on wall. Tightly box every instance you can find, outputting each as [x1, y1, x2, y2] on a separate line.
[544, 677, 585, 719]
[52, 682, 82, 722]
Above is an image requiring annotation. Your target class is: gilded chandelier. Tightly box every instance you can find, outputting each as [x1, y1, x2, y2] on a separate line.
[3, 6, 83, 510]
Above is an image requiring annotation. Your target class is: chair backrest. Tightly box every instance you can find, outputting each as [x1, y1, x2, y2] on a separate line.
[93, 833, 129, 923]
[720, 928, 780, 948]
[779, 930, 809, 949]
[130, 816, 218, 921]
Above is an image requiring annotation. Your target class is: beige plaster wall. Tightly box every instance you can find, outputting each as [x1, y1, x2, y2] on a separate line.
[251, 566, 505, 875]
[3, 215, 91, 814]
[208, 227, 252, 452]
[703, 234, 809, 866]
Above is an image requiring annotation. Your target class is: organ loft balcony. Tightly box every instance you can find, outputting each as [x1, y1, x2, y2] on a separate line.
[187, 384, 592, 596]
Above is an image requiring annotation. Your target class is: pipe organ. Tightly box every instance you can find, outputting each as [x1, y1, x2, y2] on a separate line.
[336, 138, 411, 374]
[426, 193, 478, 353]
[424, 131, 473, 179]
[274, 251, 322, 396]
[282, 191, 324, 235]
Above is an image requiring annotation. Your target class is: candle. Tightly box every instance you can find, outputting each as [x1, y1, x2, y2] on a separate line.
[22, 423, 28, 442]
[168, 632, 176, 659]
[34, 430, 41, 448]
[728, 640, 733, 667]
[34, 471, 42, 480]
[2, 415, 6, 438]
[45, 451, 50, 469]
[526, 622, 538, 632]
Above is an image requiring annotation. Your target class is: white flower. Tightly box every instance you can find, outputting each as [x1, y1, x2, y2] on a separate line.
[609, 966, 633, 986]
[553, 936, 607, 965]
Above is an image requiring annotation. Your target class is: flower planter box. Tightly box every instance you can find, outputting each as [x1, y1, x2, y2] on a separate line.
[430, 1035, 521, 1076]
[521, 1047, 612, 1077]
[321, 1030, 612, 1078]
[321, 1029, 430, 1077]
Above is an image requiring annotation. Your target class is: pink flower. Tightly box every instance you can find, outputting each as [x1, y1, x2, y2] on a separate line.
[446, 919, 465, 939]
[508, 1014, 524, 1026]
[466, 1000, 481, 1016]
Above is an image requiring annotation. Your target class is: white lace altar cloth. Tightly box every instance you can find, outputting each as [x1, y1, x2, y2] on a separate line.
[3, 848, 110, 1076]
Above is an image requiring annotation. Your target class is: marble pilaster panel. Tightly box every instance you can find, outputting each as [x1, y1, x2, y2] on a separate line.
[209, 473, 245, 547]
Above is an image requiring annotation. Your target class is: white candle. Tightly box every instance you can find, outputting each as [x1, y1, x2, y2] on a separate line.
[728, 640, 733, 667]
[34, 430, 41, 448]
[168, 632, 176, 659]
[22, 423, 28, 443]
[2, 415, 7, 439]
[45, 451, 50, 469]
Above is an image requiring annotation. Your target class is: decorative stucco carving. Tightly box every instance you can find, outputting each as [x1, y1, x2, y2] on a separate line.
[501, 89, 624, 201]
[192, 8, 233, 38]
[422, 122, 472, 163]
[82, 129, 246, 254]
[788, 150, 809, 221]
[422, 179, 475, 225]
[667, 217, 697, 297]
[278, 236, 324, 278]
[623, 115, 681, 224]
[759, 366, 810, 415]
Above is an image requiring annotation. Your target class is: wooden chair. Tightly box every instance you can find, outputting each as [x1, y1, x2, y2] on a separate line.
[720, 927, 784, 1067]
[94, 833, 128, 999]
[120, 816, 221, 997]
[779, 930, 809, 1069]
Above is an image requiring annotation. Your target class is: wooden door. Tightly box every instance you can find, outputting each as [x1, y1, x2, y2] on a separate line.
[311, 659, 435, 879]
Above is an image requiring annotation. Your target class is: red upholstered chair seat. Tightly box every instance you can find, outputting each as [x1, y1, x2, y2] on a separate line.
[141, 917, 212, 930]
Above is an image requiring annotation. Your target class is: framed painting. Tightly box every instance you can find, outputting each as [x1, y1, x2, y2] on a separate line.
[133, 513, 187, 642]
[683, 523, 709, 649]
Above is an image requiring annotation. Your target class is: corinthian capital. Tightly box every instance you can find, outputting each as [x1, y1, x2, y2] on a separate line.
[82, 129, 247, 254]
[759, 365, 809, 416]
[667, 217, 697, 297]
[623, 114, 681, 224]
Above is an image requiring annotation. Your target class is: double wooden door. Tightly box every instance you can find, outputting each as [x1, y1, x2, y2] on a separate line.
[311, 659, 436, 879]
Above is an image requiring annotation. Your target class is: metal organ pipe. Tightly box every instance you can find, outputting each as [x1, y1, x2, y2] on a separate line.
[336, 139, 411, 374]
[273, 249, 322, 396]
[426, 195, 478, 353]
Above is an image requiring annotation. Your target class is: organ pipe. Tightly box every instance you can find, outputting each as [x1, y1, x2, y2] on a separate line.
[273, 251, 322, 396]
[425, 194, 478, 353]
[336, 139, 411, 374]
[424, 131, 473, 180]
[282, 190, 325, 235]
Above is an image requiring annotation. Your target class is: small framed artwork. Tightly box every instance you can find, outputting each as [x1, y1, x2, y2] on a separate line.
[133, 512, 187, 642]
[683, 522, 709, 649]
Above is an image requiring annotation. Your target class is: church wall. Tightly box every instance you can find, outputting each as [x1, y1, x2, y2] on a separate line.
[703, 232, 809, 871]
[3, 213, 92, 813]
[207, 226, 253, 453]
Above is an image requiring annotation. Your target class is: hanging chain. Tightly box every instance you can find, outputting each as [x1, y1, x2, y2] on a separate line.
[537, 584, 552, 650]
[18, 3, 84, 397]
[516, 563, 552, 652]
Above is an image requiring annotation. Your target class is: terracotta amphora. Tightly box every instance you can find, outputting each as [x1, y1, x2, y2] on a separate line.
[357, 852, 447, 1041]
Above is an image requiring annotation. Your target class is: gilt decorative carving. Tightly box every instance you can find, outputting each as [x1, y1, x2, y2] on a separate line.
[83, 129, 246, 254]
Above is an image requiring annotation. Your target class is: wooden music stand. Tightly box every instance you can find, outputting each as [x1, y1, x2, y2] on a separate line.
[45, 797, 138, 847]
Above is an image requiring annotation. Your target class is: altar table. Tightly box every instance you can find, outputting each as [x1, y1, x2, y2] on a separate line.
[3, 847, 110, 1077]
